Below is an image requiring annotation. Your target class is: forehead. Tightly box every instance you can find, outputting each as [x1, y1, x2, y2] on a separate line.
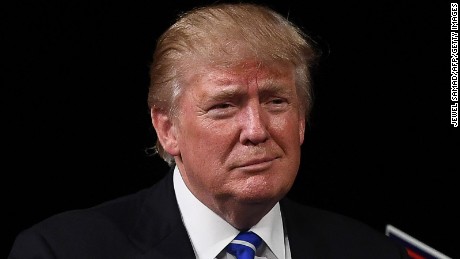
[185, 60, 296, 92]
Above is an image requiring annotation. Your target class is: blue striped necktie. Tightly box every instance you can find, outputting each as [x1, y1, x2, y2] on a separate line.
[226, 231, 263, 259]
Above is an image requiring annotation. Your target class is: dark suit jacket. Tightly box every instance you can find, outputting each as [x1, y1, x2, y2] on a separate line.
[9, 170, 408, 258]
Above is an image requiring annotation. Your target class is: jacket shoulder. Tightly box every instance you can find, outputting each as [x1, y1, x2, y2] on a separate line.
[281, 198, 409, 258]
[9, 185, 154, 259]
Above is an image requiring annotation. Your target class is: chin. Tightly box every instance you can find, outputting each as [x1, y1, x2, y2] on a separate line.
[227, 172, 292, 205]
[235, 187, 286, 205]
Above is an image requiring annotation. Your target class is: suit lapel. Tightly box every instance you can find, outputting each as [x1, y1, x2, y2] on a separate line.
[281, 198, 321, 259]
[129, 168, 196, 259]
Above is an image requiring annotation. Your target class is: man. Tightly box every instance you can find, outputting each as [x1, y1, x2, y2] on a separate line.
[9, 3, 409, 259]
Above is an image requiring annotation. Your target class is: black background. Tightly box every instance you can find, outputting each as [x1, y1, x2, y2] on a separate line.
[3, 1, 458, 258]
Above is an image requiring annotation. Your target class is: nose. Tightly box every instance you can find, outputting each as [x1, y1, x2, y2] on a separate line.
[239, 102, 269, 145]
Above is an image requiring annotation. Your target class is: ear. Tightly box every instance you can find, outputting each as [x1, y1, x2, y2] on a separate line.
[299, 115, 306, 145]
[151, 108, 180, 156]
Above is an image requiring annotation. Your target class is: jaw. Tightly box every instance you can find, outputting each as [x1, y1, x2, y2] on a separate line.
[175, 149, 296, 230]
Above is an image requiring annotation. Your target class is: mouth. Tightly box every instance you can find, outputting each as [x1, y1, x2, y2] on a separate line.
[235, 157, 279, 171]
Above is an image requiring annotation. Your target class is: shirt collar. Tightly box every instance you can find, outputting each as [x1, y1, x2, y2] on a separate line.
[251, 202, 285, 259]
[173, 166, 285, 259]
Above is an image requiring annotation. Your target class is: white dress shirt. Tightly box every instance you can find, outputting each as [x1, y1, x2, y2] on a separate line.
[173, 166, 292, 259]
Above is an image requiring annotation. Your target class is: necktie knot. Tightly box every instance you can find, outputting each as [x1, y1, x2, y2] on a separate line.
[226, 231, 262, 259]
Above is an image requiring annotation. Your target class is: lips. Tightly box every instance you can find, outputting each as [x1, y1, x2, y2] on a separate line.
[233, 156, 279, 171]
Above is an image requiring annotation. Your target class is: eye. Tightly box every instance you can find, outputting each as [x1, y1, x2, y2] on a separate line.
[206, 102, 237, 119]
[210, 103, 233, 110]
[265, 97, 289, 111]
[270, 98, 286, 105]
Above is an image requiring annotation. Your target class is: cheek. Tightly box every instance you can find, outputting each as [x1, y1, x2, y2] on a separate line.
[269, 116, 287, 132]
[195, 120, 236, 151]
[268, 115, 300, 143]
[178, 118, 237, 167]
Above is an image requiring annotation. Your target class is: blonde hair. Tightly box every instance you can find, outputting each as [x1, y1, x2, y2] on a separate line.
[147, 3, 318, 165]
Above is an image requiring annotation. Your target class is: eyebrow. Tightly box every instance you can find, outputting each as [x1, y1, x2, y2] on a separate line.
[206, 81, 294, 102]
[259, 83, 293, 95]
[207, 86, 245, 102]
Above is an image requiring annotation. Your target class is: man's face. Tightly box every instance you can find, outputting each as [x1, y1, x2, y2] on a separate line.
[172, 60, 305, 215]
